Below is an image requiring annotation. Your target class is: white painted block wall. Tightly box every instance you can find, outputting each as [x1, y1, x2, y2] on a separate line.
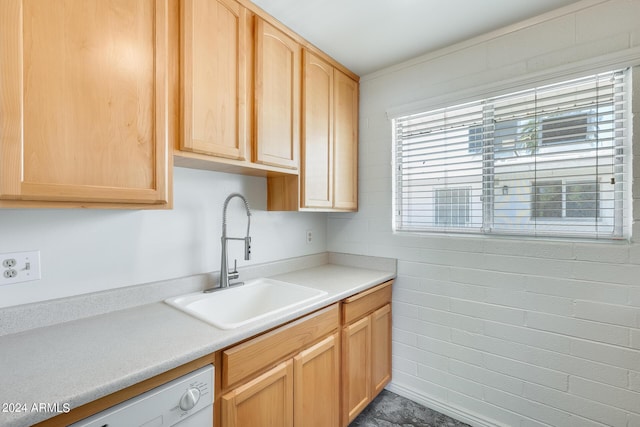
[328, 0, 640, 426]
[0, 167, 327, 308]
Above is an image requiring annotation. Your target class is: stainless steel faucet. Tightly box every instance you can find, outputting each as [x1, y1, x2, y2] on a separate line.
[218, 193, 251, 289]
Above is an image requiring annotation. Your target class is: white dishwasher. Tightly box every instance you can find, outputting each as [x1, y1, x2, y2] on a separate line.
[70, 365, 214, 427]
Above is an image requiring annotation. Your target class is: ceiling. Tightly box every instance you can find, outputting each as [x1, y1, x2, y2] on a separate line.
[251, 0, 584, 76]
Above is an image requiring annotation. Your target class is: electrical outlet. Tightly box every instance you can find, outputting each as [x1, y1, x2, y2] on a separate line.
[3, 258, 17, 268]
[0, 251, 41, 286]
[306, 230, 313, 244]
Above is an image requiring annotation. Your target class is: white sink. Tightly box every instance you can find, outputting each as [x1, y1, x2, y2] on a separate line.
[165, 278, 328, 330]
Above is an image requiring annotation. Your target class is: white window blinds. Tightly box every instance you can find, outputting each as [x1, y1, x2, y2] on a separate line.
[393, 69, 631, 239]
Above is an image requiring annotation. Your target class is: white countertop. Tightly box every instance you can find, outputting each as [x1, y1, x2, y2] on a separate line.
[0, 262, 394, 427]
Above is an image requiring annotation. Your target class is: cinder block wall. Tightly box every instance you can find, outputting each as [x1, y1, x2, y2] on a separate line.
[328, 1, 640, 425]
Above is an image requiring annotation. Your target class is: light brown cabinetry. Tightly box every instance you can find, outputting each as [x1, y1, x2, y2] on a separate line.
[221, 304, 340, 427]
[332, 70, 359, 211]
[343, 315, 371, 422]
[0, 0, 174, 207]
[177, 0, 359, 210]
[176, 2, 302, 177]
[222, 332, 340, 427]
[180, 0, 251, 161]
[254, 19, 301, 170]
[301, 51, 334, 209]
[293, 333, 340, 427]
[371, 304, 392, 396]
[223, 360, 294, 427]
[272, 50, 359, 212]
[342, 281, 393, 426]
[221, 282, 392, 427]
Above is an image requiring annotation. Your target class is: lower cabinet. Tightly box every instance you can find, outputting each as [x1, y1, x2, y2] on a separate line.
[341, 281, 393, 426]
[222, 360, 294, 427]
[222, 333, 340, 427]
[220, 305, 340, 427]
[371, 304, 392, 397]
[220, 281, 393, 427]
[343, 315, 371, 422]
[294, 334, 340, 426]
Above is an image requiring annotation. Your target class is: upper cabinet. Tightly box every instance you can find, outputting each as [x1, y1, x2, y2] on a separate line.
[180, 0, 251, 161]
[253, 19, 300, 170]
[0, 0, 357, 209]
[0, 0, 174, 207]
[179, 0, 359, 210]
[177, 4, 301, 176]
[301, 51, 334, 209]
[332, 69, 359, 211]
[299, 51, 358, 212]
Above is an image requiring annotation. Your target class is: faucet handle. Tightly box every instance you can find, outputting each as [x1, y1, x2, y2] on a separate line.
[228, 259, 240, 281]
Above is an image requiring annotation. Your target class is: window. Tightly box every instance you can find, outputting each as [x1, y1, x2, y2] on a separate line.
[540, 112, 590, 146]
[566, 181, 599, 218]
[393, 69, 631, 239]
[532, 180, 563, 218]
[532, 180, 599, 219]
[435, 187, 471, 227]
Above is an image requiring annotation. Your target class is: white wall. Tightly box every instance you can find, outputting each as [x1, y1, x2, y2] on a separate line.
[328, 1, 640, 426]
[0, 167, 327, 308]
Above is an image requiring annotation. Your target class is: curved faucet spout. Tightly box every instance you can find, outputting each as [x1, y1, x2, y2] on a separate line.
[222, 193, 251, 238]
[219, 193, 252, 289]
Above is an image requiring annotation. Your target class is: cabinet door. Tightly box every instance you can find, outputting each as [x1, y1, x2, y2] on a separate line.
[371, 304, 392, 396]
[0, 0, 171, 205]
[333, 70, 358, 210]
[222, 360, 293, 427]
[301, 51, 333, 209]
[181, 0, 250, 160]
[293, 334, 339, 427]
[342, 316, 371, 425]
[254, 19, 300, 170]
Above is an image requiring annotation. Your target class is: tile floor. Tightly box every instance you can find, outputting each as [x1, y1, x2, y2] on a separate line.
[350, 390, 471, 427]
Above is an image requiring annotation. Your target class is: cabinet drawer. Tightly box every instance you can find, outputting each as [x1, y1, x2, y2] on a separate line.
[223, 304, 339, 389]
[342, 280, 393, 324]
